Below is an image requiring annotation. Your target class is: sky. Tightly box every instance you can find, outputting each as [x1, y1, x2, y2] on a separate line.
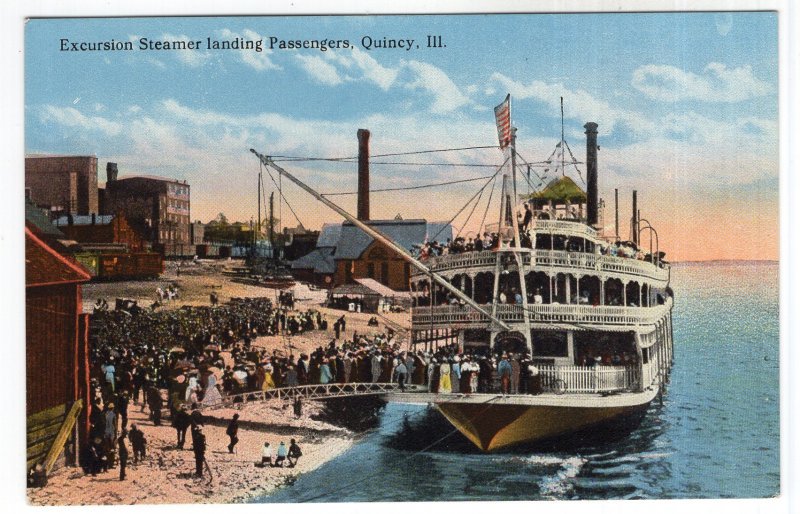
[24, 12, 779, 262]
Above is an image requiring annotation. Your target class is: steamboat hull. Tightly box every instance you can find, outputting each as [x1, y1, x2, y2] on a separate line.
[428, 388, 658, 452]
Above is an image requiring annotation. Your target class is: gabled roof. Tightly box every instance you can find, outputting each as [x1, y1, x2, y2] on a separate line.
[316, 223, 342, 248]
[291, 247, 335, 274]
[26, 226, 91, 287]
[354, 278, 412, 298]
[334, 219, 449, 260]
[25, 201, 64, 237]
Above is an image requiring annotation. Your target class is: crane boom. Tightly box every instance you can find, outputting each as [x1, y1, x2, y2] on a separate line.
[250, 148, 511, 332]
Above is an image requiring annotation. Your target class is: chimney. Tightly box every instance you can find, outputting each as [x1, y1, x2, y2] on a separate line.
[584, 122, 599, 226]
[106, 162, 118, 183]
[357, 129, 370, 221]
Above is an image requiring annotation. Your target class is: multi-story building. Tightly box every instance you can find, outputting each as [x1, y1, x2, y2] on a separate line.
[25, 155, 99, 216]
[104, 174, 192, 257]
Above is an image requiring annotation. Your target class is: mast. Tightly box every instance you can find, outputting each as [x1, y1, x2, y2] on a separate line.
[490, 94, 532, 352]
[250, 149, 512, 332]
[560, 96, 566, 177]
[269, 192, 275, 261]
[256, 169, 262, 255]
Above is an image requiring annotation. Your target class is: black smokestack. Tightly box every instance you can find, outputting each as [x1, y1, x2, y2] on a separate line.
[106, 162, 118, 183]
[584, 122, 598, 226]
[357, 129, 370, 221]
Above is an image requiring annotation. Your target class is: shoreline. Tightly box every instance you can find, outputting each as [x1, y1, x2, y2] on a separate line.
[28, 398, 357, 506]
[28, 261, 408, 506]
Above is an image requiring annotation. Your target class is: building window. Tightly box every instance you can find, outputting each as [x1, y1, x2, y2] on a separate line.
[367, 262, 375, 279]
[380, 262, 389, 286]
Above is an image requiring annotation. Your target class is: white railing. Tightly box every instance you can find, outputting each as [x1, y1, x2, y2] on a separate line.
[533, 219, 598, 239]
[641, 360, 660, 389]
[539, 365, 639, 393]
[420, 250, 496, 274]
[412, 248, 669, 283]
[192, 382, 419, 411]
[411, 297, 673, 328]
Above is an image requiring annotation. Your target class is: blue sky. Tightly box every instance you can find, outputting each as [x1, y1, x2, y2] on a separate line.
[24, 12, 779, 260]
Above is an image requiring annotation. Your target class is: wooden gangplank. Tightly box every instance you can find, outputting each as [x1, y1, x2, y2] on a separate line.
[195, 383, 427, 411]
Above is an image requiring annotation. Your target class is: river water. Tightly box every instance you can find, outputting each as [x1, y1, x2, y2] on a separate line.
[257, 261, 780, 502]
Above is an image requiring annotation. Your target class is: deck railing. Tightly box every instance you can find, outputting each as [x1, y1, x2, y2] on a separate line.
[192, 382, 416, 411]
[539, 365, 639, 394]
[415, 249, 669, 283]
[412, 297, 672, 328]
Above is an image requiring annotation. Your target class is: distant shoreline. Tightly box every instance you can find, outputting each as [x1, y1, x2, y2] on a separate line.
[670, 259, 778, 265]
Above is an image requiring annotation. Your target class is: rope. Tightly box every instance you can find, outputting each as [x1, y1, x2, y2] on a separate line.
[320, 175, 495, 196]
[261, 163, 304, 229]
[429, 159, 507, 243]
[297, 395, 503, 503]
[563, 141, 586, 185]
[271, 145, 499, 162]
[455, 185, 485, 239]
[478, 174, 497, 235]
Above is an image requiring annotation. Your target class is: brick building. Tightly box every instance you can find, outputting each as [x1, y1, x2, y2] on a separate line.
[25, 155, 99, 216]
[292, 219, 452, 291]
[104, 174, 192, 257]
[54, 212, 148, 252]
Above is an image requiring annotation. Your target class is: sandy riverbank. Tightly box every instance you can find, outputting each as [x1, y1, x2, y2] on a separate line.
[29, 261, 412, 505]
[28, 399, 355, 505]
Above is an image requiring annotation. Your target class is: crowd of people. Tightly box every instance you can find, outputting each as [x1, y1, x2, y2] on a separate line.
[83, 295, 328, 478]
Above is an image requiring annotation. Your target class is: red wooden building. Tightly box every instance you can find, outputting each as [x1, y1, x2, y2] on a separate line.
[26, 225, 91, 473]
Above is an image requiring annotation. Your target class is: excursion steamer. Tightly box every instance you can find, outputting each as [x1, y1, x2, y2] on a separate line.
[251, 95, 674, 452]
[408, 98, 674, 451]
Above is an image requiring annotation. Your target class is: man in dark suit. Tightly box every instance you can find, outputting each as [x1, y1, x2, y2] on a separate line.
[226, 413, 239, 454]
[193, 426, 206, 477]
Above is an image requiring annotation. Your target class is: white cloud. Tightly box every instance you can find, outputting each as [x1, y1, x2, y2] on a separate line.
[215, 28, 280, 71]
[291, 51, 468, 114]
[402, 60, 471, 114]
[490, 73, 655, 135]
[631, 62, 771, 102]
[39, 105, 122, 136]
[161, 33, 212, 68]
[295, 54, 344, 86]
[348, 48, 398, 91]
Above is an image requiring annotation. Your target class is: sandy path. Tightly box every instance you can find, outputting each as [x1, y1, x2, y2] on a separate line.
[32, 262, 412, 505]
[28, 397, 355, 505]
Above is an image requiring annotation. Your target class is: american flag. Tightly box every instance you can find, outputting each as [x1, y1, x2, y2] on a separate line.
[494, 94, 512, 149]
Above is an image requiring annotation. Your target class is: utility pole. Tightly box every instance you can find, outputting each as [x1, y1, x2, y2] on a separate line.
[269, 192, 275, 261]
[256, 171, 262, 255]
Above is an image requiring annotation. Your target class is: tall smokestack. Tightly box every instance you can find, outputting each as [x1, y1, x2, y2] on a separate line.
[632, 190, 638, 245]
[357, 129, 370, 221]
[106, 162, 118, 183]
[584, 122, 598, 226]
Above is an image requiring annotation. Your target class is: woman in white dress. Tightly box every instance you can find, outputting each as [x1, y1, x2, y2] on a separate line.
[201, 373, 223, 406]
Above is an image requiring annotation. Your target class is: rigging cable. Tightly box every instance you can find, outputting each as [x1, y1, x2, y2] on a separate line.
[261, 161, 304, 229]
[455, 184, 485, 239]
[297, 395, 503, 503]
[478, 173, 497, 236]
[271, 145, 500, 163]
[428, 156, 508, 243]
[563, 141, 586, 185]
[320, 175, 495, 196]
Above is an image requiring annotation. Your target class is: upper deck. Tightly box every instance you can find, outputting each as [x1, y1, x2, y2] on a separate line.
[413, 248, 669, 285]
[412, 296, 673, 330]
